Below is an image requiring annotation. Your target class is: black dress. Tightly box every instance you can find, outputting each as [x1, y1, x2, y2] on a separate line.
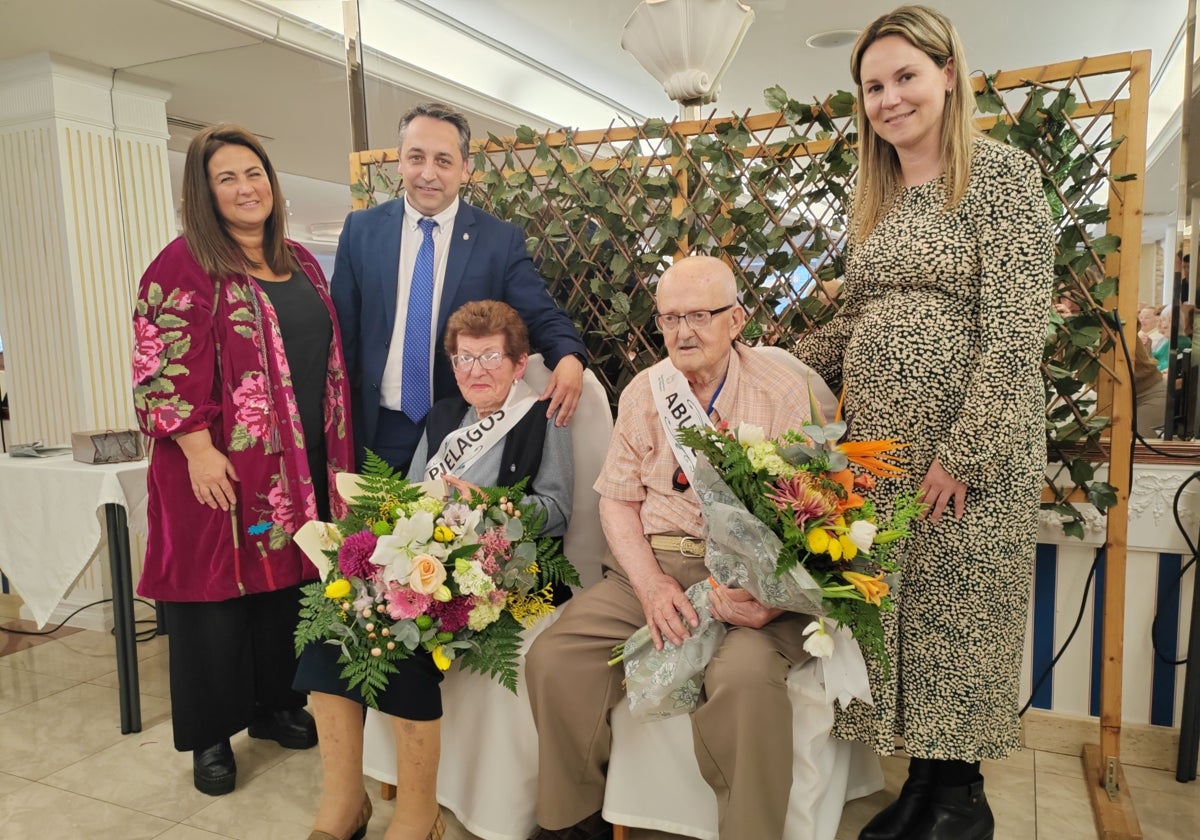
[259, 271, 333, 519]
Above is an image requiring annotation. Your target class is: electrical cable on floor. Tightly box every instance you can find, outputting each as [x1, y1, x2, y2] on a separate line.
[0, 597, 160, 643]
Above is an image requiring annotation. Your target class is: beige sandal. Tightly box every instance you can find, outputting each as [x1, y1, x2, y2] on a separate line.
[427, 811, 446, 840]
[307, 794, 372, 840]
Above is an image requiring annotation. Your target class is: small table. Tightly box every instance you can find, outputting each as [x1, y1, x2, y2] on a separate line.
[0, 453, 148, 733]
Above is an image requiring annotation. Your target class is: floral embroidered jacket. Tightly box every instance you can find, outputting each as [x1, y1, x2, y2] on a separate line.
[132, 237, 354, 602]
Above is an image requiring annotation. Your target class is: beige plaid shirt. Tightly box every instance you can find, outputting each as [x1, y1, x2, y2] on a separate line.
[595, 343, 814, 538]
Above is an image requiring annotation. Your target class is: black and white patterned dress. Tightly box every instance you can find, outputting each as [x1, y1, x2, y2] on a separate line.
[794, 138, 1054, 760]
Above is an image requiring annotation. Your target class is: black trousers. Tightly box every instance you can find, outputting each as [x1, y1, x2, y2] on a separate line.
[162, 585, 309, 751]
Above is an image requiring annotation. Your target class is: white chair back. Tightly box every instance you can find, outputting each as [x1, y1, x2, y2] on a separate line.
[521, 354, 612, 586]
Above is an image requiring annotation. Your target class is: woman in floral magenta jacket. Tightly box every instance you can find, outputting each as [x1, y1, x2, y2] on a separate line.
[132, 124, 353, 797]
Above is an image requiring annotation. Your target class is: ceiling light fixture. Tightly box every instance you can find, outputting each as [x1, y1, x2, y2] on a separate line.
[806, 29, 860, 50]
[621, 0, 756, 120]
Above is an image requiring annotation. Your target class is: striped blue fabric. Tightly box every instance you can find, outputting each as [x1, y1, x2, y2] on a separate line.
[1151, 553, 1182, 727]
[1031, 543, 1058, 710]
[1089, 548, 1106, 718]
[401, 217, 438, 421]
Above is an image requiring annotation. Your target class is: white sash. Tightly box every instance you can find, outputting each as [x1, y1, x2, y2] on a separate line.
[423, 379, 539, 481]
[648, 358, 714, 487]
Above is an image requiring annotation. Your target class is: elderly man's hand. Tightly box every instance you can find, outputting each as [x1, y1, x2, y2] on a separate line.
[541, 355, 583, 426]
[708, 585, 781, 629]
[632, 572, 700, 650]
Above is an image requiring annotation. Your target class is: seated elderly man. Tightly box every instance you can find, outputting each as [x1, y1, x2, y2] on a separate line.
[525, 255, 815, 840]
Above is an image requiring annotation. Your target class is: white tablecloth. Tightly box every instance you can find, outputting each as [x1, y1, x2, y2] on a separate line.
[0, 453, 148, 627]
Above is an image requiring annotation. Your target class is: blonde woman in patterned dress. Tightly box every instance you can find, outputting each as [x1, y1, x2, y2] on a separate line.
[793, 7, 1053, 840]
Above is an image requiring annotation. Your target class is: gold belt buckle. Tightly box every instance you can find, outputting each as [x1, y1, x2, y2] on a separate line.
[679, 537, 706, 557]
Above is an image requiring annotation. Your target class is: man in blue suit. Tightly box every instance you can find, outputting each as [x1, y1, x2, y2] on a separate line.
[331, 102, 587, 470]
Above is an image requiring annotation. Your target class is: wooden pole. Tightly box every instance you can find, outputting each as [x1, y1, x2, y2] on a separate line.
[1082, 49, 1150, 840]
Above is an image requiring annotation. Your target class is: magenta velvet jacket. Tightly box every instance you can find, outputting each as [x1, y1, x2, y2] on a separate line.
[132, 237, 354, 602]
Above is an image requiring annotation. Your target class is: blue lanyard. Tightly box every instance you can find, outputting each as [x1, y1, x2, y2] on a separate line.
[706, 374, 727, 415]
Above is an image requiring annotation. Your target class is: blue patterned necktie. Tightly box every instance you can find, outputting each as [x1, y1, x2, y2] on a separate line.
[401, 217, 438, 421]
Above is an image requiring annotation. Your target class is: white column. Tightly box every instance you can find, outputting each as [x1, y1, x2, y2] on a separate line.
[0, 52, 174, 447]
[0, 53, 173, 628]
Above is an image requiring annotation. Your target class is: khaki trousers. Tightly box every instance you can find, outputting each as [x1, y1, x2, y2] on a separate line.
[525, 548, 810, 840]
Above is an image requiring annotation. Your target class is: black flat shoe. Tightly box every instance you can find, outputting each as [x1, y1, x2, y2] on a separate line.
[859, 756, 936, 840]
[248, 707, 318, 749]
[193, 739, 236, 796]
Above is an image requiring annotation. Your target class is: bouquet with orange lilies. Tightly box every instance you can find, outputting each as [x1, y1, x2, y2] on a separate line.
[612, 403, 923, 722]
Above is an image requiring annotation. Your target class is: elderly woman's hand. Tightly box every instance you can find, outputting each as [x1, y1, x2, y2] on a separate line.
[541, 355, 584, 426]
[443, 474, 484, 503]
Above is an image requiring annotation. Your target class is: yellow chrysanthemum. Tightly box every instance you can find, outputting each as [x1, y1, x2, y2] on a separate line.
[806, 527, 830, 554]
[324, 579, 352, 600]
[827, 536, 843, 561]
[837, 534, 858, 561]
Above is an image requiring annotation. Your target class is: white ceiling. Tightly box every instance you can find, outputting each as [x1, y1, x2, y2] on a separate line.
[416, 0, 1181, 121]
[0, 0, 1189, 247]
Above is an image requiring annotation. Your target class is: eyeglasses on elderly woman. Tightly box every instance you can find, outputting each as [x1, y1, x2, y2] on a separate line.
[450, 351, 508, 372]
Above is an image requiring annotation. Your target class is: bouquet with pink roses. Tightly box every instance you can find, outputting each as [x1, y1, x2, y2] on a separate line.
[294, 453, 578, 708]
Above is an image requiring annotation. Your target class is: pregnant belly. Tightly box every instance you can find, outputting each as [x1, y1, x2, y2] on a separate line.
[842, 299, 975, 439]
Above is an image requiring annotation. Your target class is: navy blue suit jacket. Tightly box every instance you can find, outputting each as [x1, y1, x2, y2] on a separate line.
[331, 196, 586, 453]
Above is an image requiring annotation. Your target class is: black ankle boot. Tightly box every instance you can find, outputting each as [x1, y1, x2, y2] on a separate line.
[858, 757, 937, 840]
[908, 778, 994, 840]
[193, 739, 236, 796]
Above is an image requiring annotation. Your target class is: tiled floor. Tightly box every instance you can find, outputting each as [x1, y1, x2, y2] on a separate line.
[0, 592, 1197, 839]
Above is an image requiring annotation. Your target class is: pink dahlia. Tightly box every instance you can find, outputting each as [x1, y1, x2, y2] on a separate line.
[338, 531, 378, 579]
[429, 596, 473, 633]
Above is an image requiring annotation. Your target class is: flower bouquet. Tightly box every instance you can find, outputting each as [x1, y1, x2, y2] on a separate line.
[613, 411, 924, 721]
[294, 452, 579, 709]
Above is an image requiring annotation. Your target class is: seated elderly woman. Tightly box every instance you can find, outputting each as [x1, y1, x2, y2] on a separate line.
[408, 299, 573, 554]
[298, 299, 572, 840]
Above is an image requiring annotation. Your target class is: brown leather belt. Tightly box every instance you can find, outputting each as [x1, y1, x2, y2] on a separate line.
[648, 534, 706, 557]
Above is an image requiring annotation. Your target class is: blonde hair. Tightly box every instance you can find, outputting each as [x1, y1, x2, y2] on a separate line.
[849, 5, 980, 242]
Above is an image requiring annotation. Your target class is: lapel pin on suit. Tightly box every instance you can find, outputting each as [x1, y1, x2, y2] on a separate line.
[463, 233, 470, 240]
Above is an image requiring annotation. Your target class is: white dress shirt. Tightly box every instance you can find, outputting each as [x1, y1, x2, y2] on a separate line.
[380, 195, 460, 411]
